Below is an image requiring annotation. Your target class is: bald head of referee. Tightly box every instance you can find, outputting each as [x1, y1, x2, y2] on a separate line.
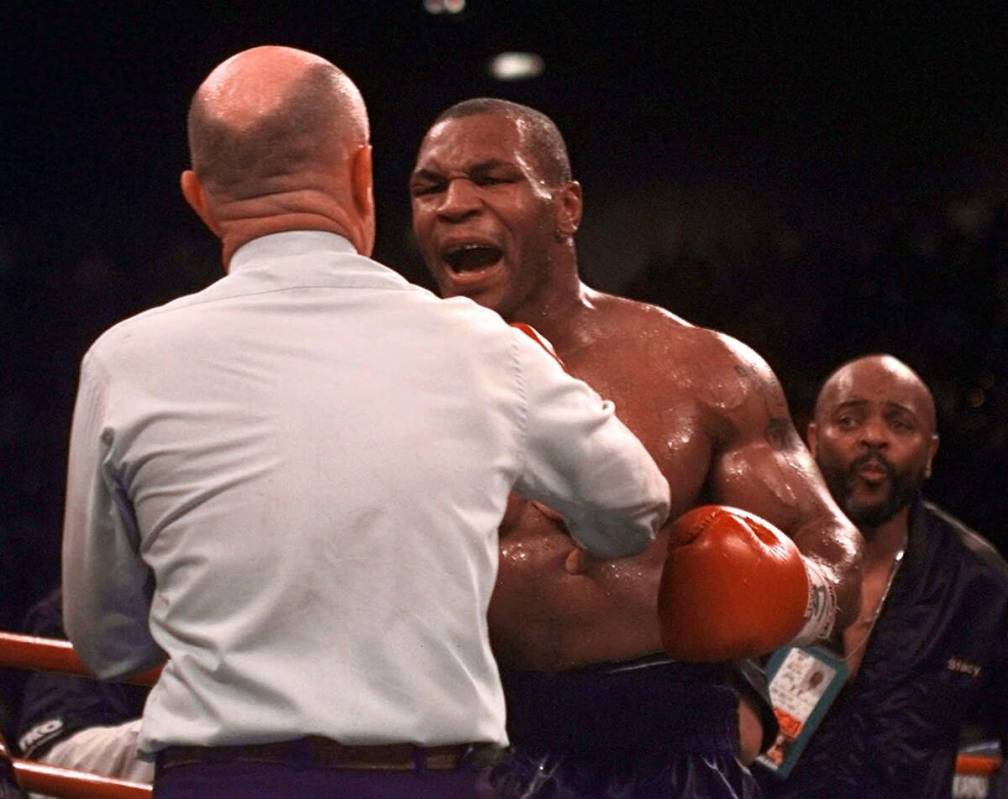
[181, 46, 375, 267]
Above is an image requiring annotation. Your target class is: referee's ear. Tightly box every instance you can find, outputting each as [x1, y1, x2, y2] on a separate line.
[180, 169, 222, 238]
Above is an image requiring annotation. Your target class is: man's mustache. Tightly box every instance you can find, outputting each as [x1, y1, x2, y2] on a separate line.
[848, 450, 895, 481]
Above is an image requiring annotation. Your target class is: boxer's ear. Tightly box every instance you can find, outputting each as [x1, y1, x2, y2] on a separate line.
[554, 180, 582, 239]
[806, 422, 818, 458]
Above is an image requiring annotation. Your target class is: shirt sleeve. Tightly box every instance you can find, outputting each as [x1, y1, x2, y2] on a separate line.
[61, 351, 165, 680]
[510, 329, 670, 557]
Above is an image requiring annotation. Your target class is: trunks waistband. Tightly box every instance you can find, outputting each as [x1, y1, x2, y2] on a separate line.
[502, 660, 739, 754]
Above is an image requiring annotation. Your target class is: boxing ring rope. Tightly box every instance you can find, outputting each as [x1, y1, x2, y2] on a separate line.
[0, 634, 160, 687]
[956, 753, 1004, 776]
[12, 760, 151, 799]
[0, 633, 157, 797]
[0, 631, 1002, 795]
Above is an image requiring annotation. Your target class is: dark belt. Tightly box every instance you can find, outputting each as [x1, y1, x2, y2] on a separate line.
[156, 736, 496, 772]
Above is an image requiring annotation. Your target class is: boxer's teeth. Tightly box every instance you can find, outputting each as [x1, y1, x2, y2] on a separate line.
[445, 245, 502, 272]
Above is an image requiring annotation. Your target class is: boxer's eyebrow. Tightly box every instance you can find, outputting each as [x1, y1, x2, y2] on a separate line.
[410, 167, 442, 183]
[468, 159, 514, 175]
[409, 168, 446, 195]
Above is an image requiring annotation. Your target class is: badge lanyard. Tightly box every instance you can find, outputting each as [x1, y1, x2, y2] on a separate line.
[756, 547, 906, 779]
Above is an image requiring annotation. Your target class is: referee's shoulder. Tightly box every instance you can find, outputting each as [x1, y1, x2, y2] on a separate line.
[82, 287, 214, 365]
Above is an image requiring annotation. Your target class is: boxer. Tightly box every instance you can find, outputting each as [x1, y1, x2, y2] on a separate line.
[410, 98, 863, 797]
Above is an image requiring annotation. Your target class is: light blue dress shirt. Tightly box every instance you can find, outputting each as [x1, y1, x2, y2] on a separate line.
[61, 231, 669, 754]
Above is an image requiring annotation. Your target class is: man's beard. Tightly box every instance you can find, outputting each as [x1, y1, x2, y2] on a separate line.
[823, 450, 926, 530]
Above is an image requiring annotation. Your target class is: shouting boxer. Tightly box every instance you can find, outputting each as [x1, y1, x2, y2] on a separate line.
[410, 98, 864, 798]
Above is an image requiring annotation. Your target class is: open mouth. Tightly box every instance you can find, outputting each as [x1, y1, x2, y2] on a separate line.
[443, 244, 503, 275]
[855, 460, 890, 483]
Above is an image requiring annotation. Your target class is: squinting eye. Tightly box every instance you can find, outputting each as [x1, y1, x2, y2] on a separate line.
[411, 184, 442, 197]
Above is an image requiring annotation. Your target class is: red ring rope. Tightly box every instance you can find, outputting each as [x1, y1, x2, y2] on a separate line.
[0, 633, 160, 687]
[13, 759, 151, 799]
[0, 630, 1001, 792]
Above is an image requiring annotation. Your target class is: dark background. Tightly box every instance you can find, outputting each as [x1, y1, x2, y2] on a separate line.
[2, 1, 1007, 731]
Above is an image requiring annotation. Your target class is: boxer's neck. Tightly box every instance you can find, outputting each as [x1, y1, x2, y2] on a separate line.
[507, 256, 586, 346]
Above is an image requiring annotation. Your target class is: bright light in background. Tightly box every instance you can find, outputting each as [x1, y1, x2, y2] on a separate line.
[489, 52, 545, 81]
[423, 0, 465, 13]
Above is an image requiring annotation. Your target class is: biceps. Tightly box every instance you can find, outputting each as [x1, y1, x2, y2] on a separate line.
[708, 438, 831, 534]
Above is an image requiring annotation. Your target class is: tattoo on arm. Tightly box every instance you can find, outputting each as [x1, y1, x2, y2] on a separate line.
[734, 364, 801, 453]
[765, 417, 801, 452]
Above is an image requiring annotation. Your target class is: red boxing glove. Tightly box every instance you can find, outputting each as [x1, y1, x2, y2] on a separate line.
[658, 505, 836, 662]
[510, 322, 565, 369]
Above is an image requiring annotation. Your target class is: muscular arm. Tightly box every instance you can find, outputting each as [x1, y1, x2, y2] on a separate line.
[704, 335, 863, 632]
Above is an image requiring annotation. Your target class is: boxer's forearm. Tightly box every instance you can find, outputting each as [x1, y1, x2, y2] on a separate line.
[790, 514, 864, 633]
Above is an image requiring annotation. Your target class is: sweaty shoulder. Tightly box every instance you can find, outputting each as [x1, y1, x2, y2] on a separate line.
[589, 291, 778, 417]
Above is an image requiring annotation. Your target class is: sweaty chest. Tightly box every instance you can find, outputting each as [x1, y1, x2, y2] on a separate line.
[564, 352, 714, 517]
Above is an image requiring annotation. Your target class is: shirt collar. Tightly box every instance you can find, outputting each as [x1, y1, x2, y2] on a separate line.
[226, 231, 410, 291]
[229, 231, 359, 273]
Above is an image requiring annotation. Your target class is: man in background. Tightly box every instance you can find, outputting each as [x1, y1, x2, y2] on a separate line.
[756, 354, 1008, 798]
